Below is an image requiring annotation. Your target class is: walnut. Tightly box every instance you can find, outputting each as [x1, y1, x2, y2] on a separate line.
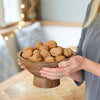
[28, 55, 42, 62]
[57, 46, 64, 50]
[35, 42, 43, 49]
[45, 40, 57, 48]
[64, 48, 73, 57]
[45, 57, 55, 62]
[28, 50, 42, 62]
[21, 41, 74, 63]
[50, 47, 63, 56]
[23, 47, 36, 51]
[39, 45, 49, 51]
[22, 49, 33, 58]
[55, 55, 66, 61]
[33, 50, 40, 54]
[40, 49, 51, 59]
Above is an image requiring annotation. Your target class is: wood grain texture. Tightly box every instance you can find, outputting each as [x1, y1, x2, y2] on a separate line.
[0, 21, 34, 36]
[0, 21, 82, 37]
[40, 21, 82, 27]
[0, 70, 30, 92]
[0, 70, 85, 100]
[0, 92, 10, 100]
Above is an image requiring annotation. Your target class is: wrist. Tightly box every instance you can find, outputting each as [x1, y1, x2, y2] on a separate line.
[81, 56, 87, 70]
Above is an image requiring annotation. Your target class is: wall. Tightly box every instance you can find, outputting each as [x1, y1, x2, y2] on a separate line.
[41, 0, 91, 22]
[42, 26, 82, 48]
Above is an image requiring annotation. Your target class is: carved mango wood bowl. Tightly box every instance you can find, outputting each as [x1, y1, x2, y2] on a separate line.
[17, 51, 72, 88]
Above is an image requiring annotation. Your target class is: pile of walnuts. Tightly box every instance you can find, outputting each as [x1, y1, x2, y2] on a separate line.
[22, 40, 74, 62]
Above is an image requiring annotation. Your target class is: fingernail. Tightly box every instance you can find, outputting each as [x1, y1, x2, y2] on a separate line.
[41, 74, 43, 76]
[58, 63, 62, 67]
[20, 66, 24, 69]
[40, 70, 43, 73]
[40, 71, 46, 74]
[41, 74, 45, 77]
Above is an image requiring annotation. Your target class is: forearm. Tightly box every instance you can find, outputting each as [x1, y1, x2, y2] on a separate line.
[82, 57, 100, 77]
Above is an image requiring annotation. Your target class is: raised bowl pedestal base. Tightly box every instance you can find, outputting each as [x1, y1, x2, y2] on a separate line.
[33, 76, 60, 88]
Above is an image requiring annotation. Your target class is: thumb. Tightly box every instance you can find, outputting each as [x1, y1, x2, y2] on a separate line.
[58, 60, 71, 68]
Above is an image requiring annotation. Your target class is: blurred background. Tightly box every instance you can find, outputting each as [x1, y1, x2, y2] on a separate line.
[0, 0, 91, 84]
[0, 0, 91, 99]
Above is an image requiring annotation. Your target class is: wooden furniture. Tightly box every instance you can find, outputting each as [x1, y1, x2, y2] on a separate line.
[0, 21, 34, 37]
[0, 70, 85, 100]
[0, 21, 82, 37]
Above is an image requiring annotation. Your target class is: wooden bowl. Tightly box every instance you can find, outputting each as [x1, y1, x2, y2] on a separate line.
[17, 51, 71, 88]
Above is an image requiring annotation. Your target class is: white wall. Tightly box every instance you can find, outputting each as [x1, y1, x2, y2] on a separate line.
[42, 26, 82, 48]
[41, 0, 91, 22]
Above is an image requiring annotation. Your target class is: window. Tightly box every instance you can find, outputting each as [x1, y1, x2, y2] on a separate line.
[0, 0, 21, 27]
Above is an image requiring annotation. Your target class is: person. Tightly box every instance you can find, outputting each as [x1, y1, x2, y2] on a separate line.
[18, 0, 100, 100]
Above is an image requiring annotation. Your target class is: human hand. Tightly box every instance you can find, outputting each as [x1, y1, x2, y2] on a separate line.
[17, 59, 26, 69]
[40, 55, 85, 80]
[58, 55, 85, 71]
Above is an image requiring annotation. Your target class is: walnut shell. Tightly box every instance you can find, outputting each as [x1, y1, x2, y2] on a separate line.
[23, 47, 36, 51]
[40, 49, 51, 59]
[45, 57, 55, 62]
[55, 55, 66, 61]
[64, 48, 73, 57]
[28, 55, 43, 62]
[22, 50, 33, 58]
[45, 40, 57, 48]
[33, 50, 40, 54]
[57, 46, 64, 50]
[39, 45, 49, 51]
[21, 41, 74, 63]
[35, 42, 43, 49]
[50, 47, 63, 56]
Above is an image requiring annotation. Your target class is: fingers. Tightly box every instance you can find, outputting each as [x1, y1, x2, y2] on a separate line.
[40, 65, 75, 80]
[58, 60, 71, 68]
[40, 70, 56, 76]
[42, 67, 62, 73]
[41, 73, 60, 80]
[40, 69, 64, 80]
[40, 67, 66, 80]
[17, 59, 26, 69]
[17, 59, 23, 66]
[40, 70, 59, 80]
